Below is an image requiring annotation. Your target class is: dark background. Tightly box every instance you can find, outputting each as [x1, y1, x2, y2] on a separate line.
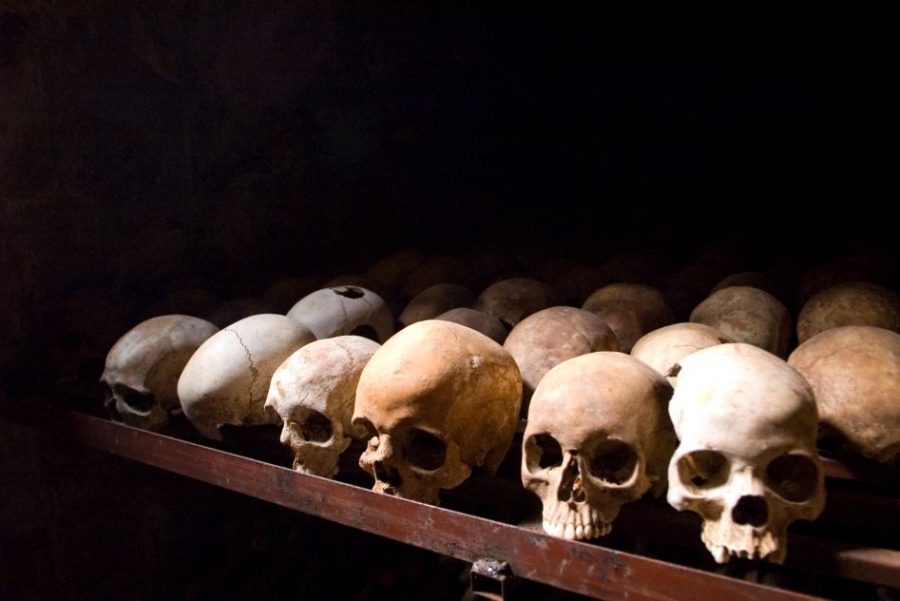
[2, 6, 898, 599]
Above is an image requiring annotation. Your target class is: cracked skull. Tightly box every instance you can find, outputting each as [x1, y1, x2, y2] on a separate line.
[667, 343, 825, 564]
[352, 319, 522, 505]
[522, 352, 676, 541]
[101, 314, 219, 429]
[177, 314, 315, 438]
[287, 286, 394, 342]
[265, 335, 380, 477]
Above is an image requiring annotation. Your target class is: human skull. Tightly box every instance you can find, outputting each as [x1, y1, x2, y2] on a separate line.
[631, 322, 731, 384]
[265, 336, 380, 477]
[667, 343, 825, 564]
[177, 314, 315, 438]
[474, 277, 559, 328]
[101, 315, 219, 430]
[690, 286, 792, 357]
[522, 352, 676, 541]
[788, 326, 900, 463]
[352, 320, 522, 505]
[434, 308, 509, 344]
[503, 306, 619, 412]
[581, 283, 675, 352]
[287, 286, 394, 342]
[796, 281, 900, 344]
[398, 283, 475, 328]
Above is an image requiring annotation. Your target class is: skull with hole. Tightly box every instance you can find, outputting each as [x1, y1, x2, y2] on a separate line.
[630, 322, 732, 384]
[522, 352, 676, 541]
[667, 343, 825, 564]
[796, 281, 900, 344]
[503, 306, 619, 413]
[287, 286, 394, 343]
[474, 277, 559, 329]
[689, 286, 792, 358]
[788, 326, 900, 463]
[265, 336, 380, 477]
[352, 320, 522, 505]
[177, 314, 316, 438]
[581, 283, 675, 352]
[101, 315, 219, 430]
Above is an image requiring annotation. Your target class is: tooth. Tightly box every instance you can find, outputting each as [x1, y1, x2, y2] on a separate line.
[564, 524, 576, 540]
[554, 522, 565, 538]
[575, 525, 585, 540]
[542, 520, 551, 535]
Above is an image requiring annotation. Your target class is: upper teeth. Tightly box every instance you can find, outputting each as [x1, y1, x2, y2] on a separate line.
[542, 520, 611, 541]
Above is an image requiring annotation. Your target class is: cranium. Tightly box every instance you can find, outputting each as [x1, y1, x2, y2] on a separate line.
[352, 319, 522, 505]
[689, 286, 792, 357]
[630, 322, 731, 384]
[177, 314, 315, 438]
[101, 314, 219, 429]
[788, 326, 900, 463]
[398, 283, 475, 328]
[503, 306, 619, 412]
[434, 307, 509, 344]
[266, 336, 380, 477]
[796, 281, 900, 343]
[522, 352, 675, 541]
[581, 283, 675, 352]
[287, 286, 394, 342]
[667, 343, 825, 564]
[473, 277, 559, 328]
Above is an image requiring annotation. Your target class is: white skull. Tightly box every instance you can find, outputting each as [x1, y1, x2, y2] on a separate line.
[352, 320, 522, 505]
[265, 336, 380, 477]
[630, 322, 731, 383]
[177, 314, 315, 438]
[287, 286, 394, 342]
[101, 315, 219, 429]
[667, 343, 825, 564]
[503, 306, 619, 411]
[689, 286, 792, 357]
[796, 281, 900, 343]
[788, 326, 900, 463]
[522, 352, 676, 541]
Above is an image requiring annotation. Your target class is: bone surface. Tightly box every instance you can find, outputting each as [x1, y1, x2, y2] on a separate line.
[581, 283, 675, 352]
[474, 277, 559, 328]
[788, 325, 900, 463]
[504, 306, 619, 411]
[434, 308, 509, 344]
[667, 343, 825, 564]
[287, 286, 394, 342]
[796, 281, 900, 343]
[398, 283, 476, 328]
[689, 286, 792, 357]
[352, 319, 522, 505]
[631, 322, 731, 383]
[177, 313, 315, 437]
[522, 352, 676, 541]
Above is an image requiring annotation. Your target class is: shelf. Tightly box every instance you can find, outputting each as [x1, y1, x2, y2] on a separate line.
[2, 390, 898, 601]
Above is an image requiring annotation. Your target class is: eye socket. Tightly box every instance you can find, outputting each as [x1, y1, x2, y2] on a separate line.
[351, 417, 377, 440]
[524, 433, 563, 473]
[766, 454, 820, 502]
[113, 384, 155, 412]
[587, 439, 639, 485]
[402, 429, 447, 471]
[298, 410, 333, 443]
[677, 450, 729, 490]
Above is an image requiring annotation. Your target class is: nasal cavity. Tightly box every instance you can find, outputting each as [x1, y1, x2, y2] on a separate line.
[732, 495, 768, 527]
[557, 456, 583, 503]
[374, 461, 403, 488]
